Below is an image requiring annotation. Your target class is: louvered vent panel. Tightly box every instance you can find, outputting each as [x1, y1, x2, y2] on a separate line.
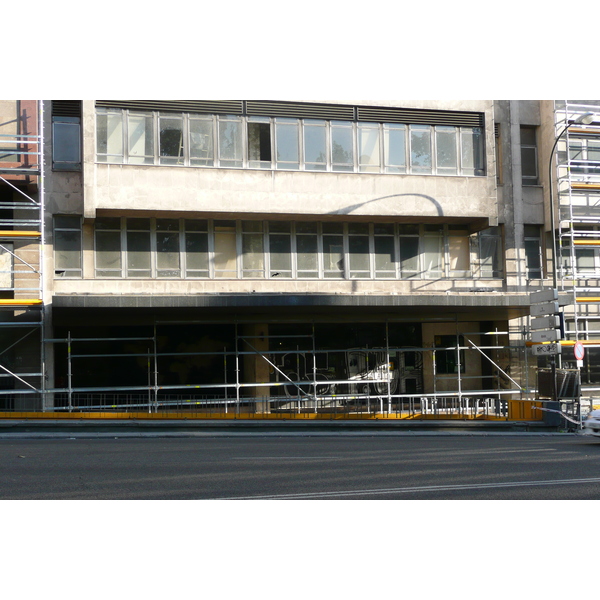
[246, 101, 354, 120]
[357, 106, 483, 127]
[52, 100, 82, 117]
[96, 100, 244, 114]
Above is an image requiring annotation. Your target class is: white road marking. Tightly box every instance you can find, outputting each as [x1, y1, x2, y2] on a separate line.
[216, 476, 600, 500]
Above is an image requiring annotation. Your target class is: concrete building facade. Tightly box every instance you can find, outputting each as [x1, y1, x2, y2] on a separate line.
[2, 99, 598, 419]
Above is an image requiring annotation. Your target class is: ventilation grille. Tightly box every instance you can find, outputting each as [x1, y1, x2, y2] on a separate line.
[95, 100, 484, 127]
[357, 106, 484, 128]
[96, 100, 244, 115]
[246, 101, 355, 120]
[52, 100, 82, 117]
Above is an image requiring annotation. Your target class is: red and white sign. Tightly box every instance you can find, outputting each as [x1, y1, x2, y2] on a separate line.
[574, 342, 585, 361]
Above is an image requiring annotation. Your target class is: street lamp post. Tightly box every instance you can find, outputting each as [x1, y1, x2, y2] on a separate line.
[545, 110, 595, 423]
[547, 111, 595, 288]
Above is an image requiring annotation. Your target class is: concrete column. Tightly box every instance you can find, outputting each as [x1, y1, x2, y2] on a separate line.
[242, 323, 270, 413]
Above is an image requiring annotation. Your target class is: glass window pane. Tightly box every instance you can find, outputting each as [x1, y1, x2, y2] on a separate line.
[304, 121, 327, 170]
[323, 235, 344, 277]
[479, 233, 501, 277]
[159, 115, 184, 165]
[423, 235, 443, 276]
[248, 119, 272, 169]
[218, 117, 243, 167]
[297, 235, 318, 277]
[128, 113, 154, 164]
[242, 233, 264, 277]
[331, 122, 354, 171]
[399, 237, 419, 277]
[97, 111, 123, 162]
[185, 232, 209, 276]
[349, 236, 370, 277]
[436, 127, 457, 174]
[214, 230, 237, 277]
[410, 125, 432, 173]
[269, 234, 292, 275]
[448, 236, 469, 275]
[384, 125, 406, 173]
[375, 236, 395, 275]
[189, 118, 214, 166]
[96, 230, 122, 272]
[156, 231, 180, 277]
[55, 230, 81, 271]
[126, 231, 151, 276]
[358, 124, 380, 172]
[461, 127, 484, 175]
[275, 119, 299, 169]
[525, 239, 541, 278]
[53, 120, 81, 165]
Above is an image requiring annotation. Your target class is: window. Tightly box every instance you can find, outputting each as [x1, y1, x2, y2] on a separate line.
[477, 227, 503, 278]
[241, 221, 264, 278]
[373, 223, 396, 278]
[126, 218, 151, 277]
[53, 118, 81, 171]
[435, 335, 465, 374]
[435, 126, 458, 175]
[569, 138, 600, 176]
[447, 226, 470, 277]
[218, 116, 243, 168]
[322, 222, 344, 278]
[156, 219, 181, 277]
[213, 220, 237, 277]
[383, 124, 406, 173]
[95, 107, 486, 176]
[248, 117, 272, 169]
[461, 127, 485, 176]
[54, 216, 82, 277]
[398, 224, 420, 278]
[520, 126, 538, 185]
[52, 101, 81, 171]
[358, 123, 381, 173]
[275, 119, 300, 170]
[296, 222, 319, 278]
[159, 114, 184, 165]
[127, 113, 154, 165]
[96, 109, 123, 163]
[422, 225, 444, 278]
[331, 121, 354, 172]
[268, 222, 292, 278]
[185, 220, 209, 278]
[410, 125, 432, 174]
[189, 116, 214, 166]
[348, 223, 371, 278]
[91, 219, 504, 281]
[95, 217, 122, 277]
[524, 225, 542, 279]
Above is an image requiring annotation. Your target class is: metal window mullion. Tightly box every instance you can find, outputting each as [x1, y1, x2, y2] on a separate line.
[317, 223, 324, 278]
[298, 121, 305, 171]
[342, 223, 349, 280]
[236, 220, 242, 279]
[180, 219, 186, 279]
[208, 219, 215, 279]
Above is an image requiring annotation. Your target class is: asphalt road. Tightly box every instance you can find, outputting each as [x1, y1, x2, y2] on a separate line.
[2, 433, 600, 500]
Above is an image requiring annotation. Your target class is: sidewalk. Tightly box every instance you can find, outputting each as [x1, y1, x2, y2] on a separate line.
[0, 418, 572, 438]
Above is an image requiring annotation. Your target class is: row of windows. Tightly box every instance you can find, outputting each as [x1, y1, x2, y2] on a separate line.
[96, 109, 486, 177]
[54, 217, 505, 280]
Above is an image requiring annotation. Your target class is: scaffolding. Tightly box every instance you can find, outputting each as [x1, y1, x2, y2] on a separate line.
[555, 100, 600, 411]
[0, 101, 45, 410]
[0, 320, 533, 421]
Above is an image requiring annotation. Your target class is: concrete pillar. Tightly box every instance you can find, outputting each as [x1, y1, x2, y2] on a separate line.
[242, 323, 270, 413]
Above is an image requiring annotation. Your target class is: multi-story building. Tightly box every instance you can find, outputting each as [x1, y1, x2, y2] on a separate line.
[3, 98, 597, 420]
